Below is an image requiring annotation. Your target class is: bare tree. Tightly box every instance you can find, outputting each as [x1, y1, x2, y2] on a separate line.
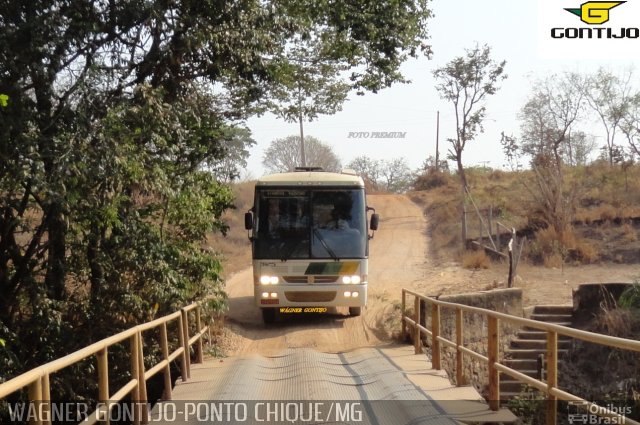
[519, 73, 587, 232]
[262, 135, 341, 174]
[347, 156, 382, 190]
[621, 92, 640, 157]
[584, 68, 635, 166]
[380, 158, 413, 193]
[347, 156, 413, 193]
[433, 44, 507, 192]
[564, 131, 597, 166]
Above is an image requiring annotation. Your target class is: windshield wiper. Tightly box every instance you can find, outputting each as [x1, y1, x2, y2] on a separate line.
[280, 239, 301, 261]
[313, 228, 339, 261]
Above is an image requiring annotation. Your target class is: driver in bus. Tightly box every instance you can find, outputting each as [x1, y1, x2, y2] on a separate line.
[267, 200, 285, 237]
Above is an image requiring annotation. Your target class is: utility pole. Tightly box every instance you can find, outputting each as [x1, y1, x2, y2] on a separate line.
[435, 111, 440, 171]
[299, 112, 306, 167]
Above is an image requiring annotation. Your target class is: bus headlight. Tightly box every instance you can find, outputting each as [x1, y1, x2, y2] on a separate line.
[342, 275, 362, 284]
[260, 275, 279, 285]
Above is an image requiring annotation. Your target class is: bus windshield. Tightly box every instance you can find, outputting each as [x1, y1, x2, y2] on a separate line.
[254, 188, 367, 260]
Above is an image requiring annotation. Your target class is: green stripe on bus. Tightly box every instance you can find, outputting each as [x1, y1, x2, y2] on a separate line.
[305, 262, 359, 275]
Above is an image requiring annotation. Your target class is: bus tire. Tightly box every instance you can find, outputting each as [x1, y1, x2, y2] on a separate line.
[262, 308, 276, 324]
[349, 306, 362, 317]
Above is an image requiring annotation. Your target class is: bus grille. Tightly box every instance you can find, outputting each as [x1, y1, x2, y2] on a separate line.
[282, 276, 339, 284]
[283, 276, 308, 283]
[284, 291, 337, 302]
[314, 276, 338, 283]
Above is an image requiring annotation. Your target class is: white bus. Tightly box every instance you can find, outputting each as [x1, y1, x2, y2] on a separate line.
[244, 168, 379, 323]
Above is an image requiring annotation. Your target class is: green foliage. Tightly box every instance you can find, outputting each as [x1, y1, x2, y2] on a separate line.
[619, 282, 640, 310]
[506, 387, 547, 425]
[0, 0, 433, 403]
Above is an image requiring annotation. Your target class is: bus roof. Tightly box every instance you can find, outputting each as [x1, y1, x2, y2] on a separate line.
[256, 171, 364, 187]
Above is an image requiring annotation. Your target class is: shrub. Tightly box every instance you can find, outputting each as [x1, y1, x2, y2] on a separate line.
[529, 226, 598, 266]
[619, 282, 640, 310]
[413, 170, 452, 190]
[462, 249, 491, 270]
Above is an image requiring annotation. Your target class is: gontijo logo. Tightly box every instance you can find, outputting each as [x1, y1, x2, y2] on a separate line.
[552, 1, 639, 38]
[564, 1, 625, 24]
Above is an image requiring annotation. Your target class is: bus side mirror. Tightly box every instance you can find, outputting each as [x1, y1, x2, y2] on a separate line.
[244, 212, 253, 230]
[370, 213, 379, 231]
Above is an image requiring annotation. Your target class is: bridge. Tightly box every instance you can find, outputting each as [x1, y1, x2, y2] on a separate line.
[2, 196, 639, 425]
[2, 290, 639, 425]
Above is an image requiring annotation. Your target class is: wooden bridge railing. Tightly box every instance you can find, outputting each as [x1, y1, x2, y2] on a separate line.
[401, 288, 640, 425]
[0, 301, 211, 425]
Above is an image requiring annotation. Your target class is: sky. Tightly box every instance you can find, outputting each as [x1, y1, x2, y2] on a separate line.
[242, 0, 640, 178]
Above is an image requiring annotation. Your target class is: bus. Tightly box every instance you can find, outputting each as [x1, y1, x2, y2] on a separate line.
[244, 167, 379, 323]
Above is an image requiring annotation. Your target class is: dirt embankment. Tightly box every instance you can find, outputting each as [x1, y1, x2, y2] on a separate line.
[219, 195, 639, 357]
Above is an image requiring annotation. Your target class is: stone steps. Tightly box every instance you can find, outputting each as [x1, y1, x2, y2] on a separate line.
[500, 305, 574, 401]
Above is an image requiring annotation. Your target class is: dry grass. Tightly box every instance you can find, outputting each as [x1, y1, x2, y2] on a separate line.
[206, 181, 255, 278]
[529, 227, 598, 266]
[595, 308, 635, 338]
[618, 223, 639, 243]
[461, 249, 491, 270]
[412, 162, 640, 266]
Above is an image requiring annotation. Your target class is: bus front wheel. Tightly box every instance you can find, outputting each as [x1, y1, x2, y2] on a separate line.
[262, 308, 276, 324]
[349, 307, 362, 317]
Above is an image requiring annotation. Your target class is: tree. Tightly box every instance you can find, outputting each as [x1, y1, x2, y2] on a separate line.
[380, 158, 413, 193]
[621, 93, 640, 157]
[266, 1, 433, 165]
[262, 136, 341, 173]
[0, 0, 435, 391]
[583, 68, 635, 166]
[347, 156, 412, 193]
[564, 131, 597, 166]
[208, 127, 256, 183]
[433, 44, 507, 192]
[268, 38, 350, 166]
[518, 73, 587, 233]
[348, 156, 383, 190]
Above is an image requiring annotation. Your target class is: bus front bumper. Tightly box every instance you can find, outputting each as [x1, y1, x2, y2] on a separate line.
[254, 284, 368, 308]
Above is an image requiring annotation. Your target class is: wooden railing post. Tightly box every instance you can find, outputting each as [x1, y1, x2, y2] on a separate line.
[401, 290, 407, 341]
[160, 323, 172, 400]
[181, 309, 191, 379]
[546, 331, 558, 425]
[196, 306, 204, 364]
[455, 308, 465, 385]
[177, 314, 188, 383]
[488, 316, 500, 410]
[28, 376, 42, 425]
[137, 332, 149, 424]
[431, 303, 441, 370]
[130, 333, 140, 425]
[414, 296, 422, 354]
[97, 347, 110, 424]
[41, 374, 51, 425]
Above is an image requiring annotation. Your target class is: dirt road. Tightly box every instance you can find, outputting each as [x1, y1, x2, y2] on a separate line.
[223, 194, 429, 355]
[222, 194, 640, 357]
